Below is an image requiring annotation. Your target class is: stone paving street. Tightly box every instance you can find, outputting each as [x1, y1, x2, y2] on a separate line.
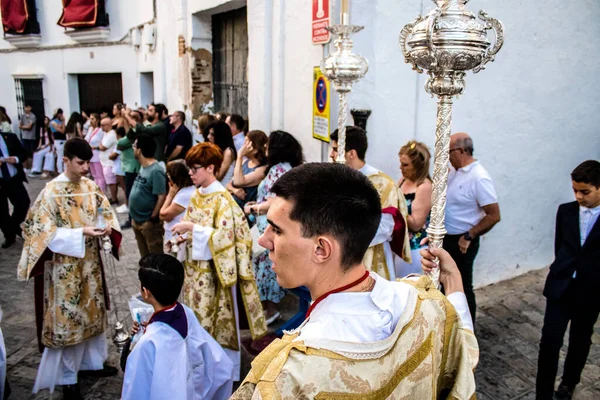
[1, 177, 599, 399]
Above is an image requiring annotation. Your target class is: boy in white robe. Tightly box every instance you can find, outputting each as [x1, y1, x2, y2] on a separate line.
[18, 138, 121, 400]
[122, 253, 234, 400]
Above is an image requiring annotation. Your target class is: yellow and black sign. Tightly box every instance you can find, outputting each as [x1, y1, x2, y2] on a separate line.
[312, 66, 330, 142]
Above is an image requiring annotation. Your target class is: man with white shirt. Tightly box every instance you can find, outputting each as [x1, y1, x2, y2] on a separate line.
[445, 132, 500, 323]
[536, 160, 600, 400]
[96, 118, 118, 204]
[231, 163, 478, 399]
[226, 114, 246, 152]
[329, 126, 411, 280]
[18, 138, 121, 400]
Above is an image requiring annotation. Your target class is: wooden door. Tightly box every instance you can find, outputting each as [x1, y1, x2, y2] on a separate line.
[212, 7, 248, 116]
[78, 73, 123, 114]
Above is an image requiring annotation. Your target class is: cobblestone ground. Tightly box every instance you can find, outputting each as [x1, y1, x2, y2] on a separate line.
[1, 177, 599, 399]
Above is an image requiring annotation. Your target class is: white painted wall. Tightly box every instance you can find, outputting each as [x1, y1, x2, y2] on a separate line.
[0, 0, 160, 128]
[246, 0, 600, 287]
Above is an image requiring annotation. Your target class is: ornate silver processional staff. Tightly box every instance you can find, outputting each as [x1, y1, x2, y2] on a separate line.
[320, 0, 368, 164]
[400, 0, 504, 287]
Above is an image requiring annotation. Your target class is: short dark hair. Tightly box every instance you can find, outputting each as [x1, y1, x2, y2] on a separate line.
[571, 160, 600, 188]
[271, 163, 381, 270]
[267, 130, 304, 169]
[64, 137, 93, 161]
[228, 114, 246, 132]
[153, 103, 168, 117]
[207, 121, 237, 161]
[138, 253, 184, 306]
[24, 104, 32, 108]
[330, 126, 368, 160]
[135, 135, 157, 158]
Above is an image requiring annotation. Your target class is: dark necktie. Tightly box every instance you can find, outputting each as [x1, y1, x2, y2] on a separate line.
[0, 143, 12, 182]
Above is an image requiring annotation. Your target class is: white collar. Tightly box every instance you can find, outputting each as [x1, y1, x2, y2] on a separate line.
[308, 272, 395, 319]
[580, 204, 600, 215]
[359, 163, 379, 177]
[199, 180, 225, 195]
[458, 160, 480, 173]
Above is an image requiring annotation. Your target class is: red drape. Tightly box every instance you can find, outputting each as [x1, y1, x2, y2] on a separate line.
[57, 0, 98, 28]
[1, 0, 29, 33]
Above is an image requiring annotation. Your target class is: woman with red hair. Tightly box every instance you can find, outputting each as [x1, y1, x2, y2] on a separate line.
[170, 143, 266, 382]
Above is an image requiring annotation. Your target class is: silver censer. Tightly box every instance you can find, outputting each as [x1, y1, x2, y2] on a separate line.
[400, 0, 504, 287]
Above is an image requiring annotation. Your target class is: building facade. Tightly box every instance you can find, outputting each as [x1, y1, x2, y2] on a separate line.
[1, 0, 599, 287]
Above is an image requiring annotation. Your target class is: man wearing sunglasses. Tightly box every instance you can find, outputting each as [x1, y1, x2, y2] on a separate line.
[446, 132, 501, 325]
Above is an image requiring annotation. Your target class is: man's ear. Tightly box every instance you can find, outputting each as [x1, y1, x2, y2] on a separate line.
[313, 236, 333, 264]
[347, 149, 358, 161]
[206, 164, 215, 174]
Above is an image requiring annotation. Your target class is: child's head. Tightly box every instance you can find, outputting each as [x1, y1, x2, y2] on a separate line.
[138, 253, 184, 307]
[571, 160, 600, 209]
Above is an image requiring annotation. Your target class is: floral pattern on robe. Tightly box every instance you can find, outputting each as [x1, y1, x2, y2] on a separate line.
[232, 276, 479, 400]
[17, 177, 120, 348]
[253, 162, 292, 303]
[182, 188, 267, 350]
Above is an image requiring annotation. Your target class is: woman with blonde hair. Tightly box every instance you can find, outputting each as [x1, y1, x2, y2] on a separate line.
[395, 140, 433, 278]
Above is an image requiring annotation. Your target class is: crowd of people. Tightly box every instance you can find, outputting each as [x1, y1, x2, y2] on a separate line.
[0, 102, 598, 400]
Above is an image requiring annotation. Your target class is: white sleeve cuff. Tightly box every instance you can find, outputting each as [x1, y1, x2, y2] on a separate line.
[191, 225, 214, 261]
[48, 227, 85, 258]
[447, 292, 474, 332]
[369, 213, 395, 246]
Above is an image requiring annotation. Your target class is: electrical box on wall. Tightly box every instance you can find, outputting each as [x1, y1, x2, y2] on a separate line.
[143, 24, 156, 51]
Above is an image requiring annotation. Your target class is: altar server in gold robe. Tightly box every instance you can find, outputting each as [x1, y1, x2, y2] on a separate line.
[232, 163, 478, 400]
[170, 142, 267, 381]
[330, 126, 411, 280]
[17, 138, 121, 400]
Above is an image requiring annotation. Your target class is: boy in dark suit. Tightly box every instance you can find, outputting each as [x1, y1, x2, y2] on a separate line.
[536, 160, 600, 400]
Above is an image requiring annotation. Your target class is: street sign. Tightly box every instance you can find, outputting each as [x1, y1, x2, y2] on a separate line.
[313, 66, 330, 142]
[312, 0, 330, 45]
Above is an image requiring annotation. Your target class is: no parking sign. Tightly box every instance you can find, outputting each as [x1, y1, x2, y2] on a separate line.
[312, 66, 330, 142]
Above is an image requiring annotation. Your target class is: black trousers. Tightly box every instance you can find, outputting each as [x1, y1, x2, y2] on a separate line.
[444, 234, 480, 323]
[535, 282, 600, 399]
[0, 177, 30, 241]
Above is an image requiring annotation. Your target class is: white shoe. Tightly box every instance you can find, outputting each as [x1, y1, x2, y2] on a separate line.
[28, 171, 41, 178]
[40, 172, 49, 179]
[116, 204, 129, 213]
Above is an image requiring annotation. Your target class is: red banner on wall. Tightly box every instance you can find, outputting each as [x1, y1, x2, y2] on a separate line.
[1, 0, 30, 33]
[57, 0, 99, 28]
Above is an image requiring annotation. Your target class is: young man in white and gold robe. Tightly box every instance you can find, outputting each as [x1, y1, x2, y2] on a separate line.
[17, 138, 121, 400]
[330, 126, 412, 280]
[232, 163, 478, 399]
[170, 142, 267, 382]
